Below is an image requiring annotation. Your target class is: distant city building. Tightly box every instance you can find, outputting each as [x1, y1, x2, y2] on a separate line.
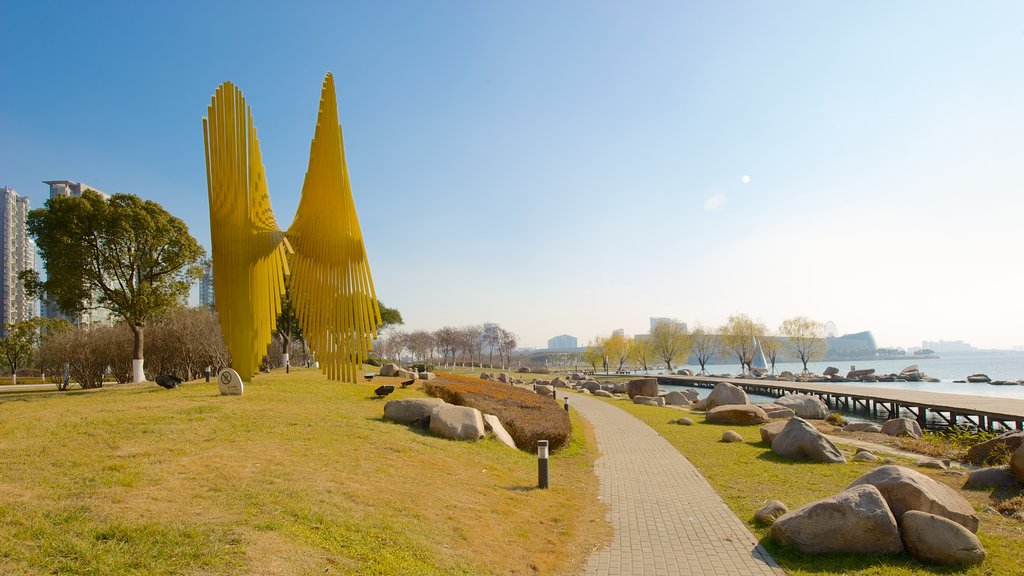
[921, 340, 975, 353]
[611, 328, 624, 337]
[650, 317, 687, 332]
[199, 260, 215, 308]
[547, 334, 578, 350]
[0, 187, 37, 327]
[40, 180, 113, 327]
[824, 331, 877, 359]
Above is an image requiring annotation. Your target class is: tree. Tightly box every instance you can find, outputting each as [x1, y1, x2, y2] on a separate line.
[603, 333, 632, 373]
[23, 191, 205, 382]
[582, 338, 606, 373]
[378, 300, 403, 329]
[650, 321, 692, 371]
[432, 327, 458, 366]
[482, 325, 502, 367]
[628, 337, 653, 372]
[0, 319, 43, 385]
[276, 286, 302, 372]
[690, 325, 720, 375]
[497, 328, 518, 370]
[721, 314, 766, 374]
[760, 334, 785, 375]
[779, 316, 827, 373]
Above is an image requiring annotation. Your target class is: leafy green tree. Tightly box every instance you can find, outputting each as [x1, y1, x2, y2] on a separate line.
[603, 333, 632, 373]
[627, 337, 653, 371]
[22, 190, 205, 382]
[0, 319, 41, 385]
[650, 321, 692, 371]
[582, 338, 606, 373]
[378, 300, 403, 329]
[721, 314, 766, 374]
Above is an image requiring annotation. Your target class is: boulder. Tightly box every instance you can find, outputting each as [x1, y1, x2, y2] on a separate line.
[675, 368, 694, 376]
[592, 389, 613, 398]
[429, 404, 485, 440]
[759, 403, 796, 419]
[755, 500, 788, 525]
[900, 365, 919, 375]
[482, 414, 517, 449]
[853, 451, 880, 462]
[966, 373, 991, 383]
[774, 394, 829, 419]
[418, 371, 436, 380]
[1013, 444, 1024, 482]
[627, 378, 659, 399]
[693, 382, 749, 411]
[779, 371, 795, 379]
[847, 465, 979, 532]
[480, 372, 492, 380]
[844, 422, 883, 433]
[380, 363, 402, 377]
[771, 485, 902, 554]
[496, 373, 510, 383]
[848, 368, 876, 379]
[965, 430, 1024, 465]
[581, 380, 602, 393]
[633, 395, 665, 407]
[900, 511, 985, 566]
[721, 430, 744, 443]
[918, 460, 948, 470]
[670, 417, 695, 425]
[759, 421, 787, 444]
[396, 369, 418, 379]
[707, 404, 770, 425]
[550, 377, 568, 388]
[880, 418, 922, 439]
[611, 381, 628, 393]
[533, 384, 554, 397]
[571, 373, 586, 381]
[665, 389, 699, 405]
[383, 398, 446, 426]
[517, 367, 531, 373]
[823, 366, 839, 376]
[963, 466, 1019, 490]
[771, 417, 846, 463]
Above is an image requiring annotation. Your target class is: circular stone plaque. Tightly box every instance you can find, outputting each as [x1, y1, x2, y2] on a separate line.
[217, 368, 244, 396]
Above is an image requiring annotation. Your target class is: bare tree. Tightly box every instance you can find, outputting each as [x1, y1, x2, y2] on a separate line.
[432, 327, 457, 366]
[760, 334, 785, 375]
[497, 328, 518, 370]
[690, 325, 720, 375]
[482, 325, 502, 368]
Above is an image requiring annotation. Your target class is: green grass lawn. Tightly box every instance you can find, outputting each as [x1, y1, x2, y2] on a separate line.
[602, 396, 1024, 575]
[0, 368, 608, 575]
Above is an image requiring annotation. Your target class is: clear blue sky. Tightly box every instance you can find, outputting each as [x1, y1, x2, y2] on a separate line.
[2, 1, 1023, 349]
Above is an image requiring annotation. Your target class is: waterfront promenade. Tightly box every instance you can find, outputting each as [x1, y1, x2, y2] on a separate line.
[658, 375, 1024, 431]
[569, 392, 784, 576]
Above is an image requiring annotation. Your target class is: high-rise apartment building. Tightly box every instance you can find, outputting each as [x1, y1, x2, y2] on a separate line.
[0, 187, 37, 327]
[40, 180, 113, 327]
[199, 260, 215, 308]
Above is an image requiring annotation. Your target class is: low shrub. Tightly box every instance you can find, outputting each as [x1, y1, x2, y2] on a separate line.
[824, 412, 848, 427]
[425, 373, 571, 450]
[366, 357, 383, 367]
[410, 363, 434, 373]
[531, 367, 551, 374]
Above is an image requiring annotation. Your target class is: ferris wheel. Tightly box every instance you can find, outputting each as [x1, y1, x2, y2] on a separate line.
[824, 321, 838, 338]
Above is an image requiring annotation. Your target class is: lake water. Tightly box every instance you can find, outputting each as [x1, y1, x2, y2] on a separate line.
[647, 352, 1024, 402]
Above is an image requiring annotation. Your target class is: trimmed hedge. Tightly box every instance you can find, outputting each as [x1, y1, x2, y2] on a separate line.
[425, 373, 572, 450]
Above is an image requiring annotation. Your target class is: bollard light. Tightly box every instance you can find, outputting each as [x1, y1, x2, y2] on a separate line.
[564, 397, 569, 412]
[537, 440, 549, 489]
[552, 388, 557, 400]
[205, 366, 212, 383]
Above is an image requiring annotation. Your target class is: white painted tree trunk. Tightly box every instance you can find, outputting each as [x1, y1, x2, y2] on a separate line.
[132, 359, 145, 383]
[283, 353, 290, 367]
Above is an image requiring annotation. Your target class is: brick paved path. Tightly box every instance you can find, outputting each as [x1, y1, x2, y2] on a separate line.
[569, 393, 785, 575]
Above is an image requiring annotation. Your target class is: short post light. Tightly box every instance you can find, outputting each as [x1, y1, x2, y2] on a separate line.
[537, 440, 549, 489]
[205, 366, 212, 383]
[552, 388, 557, 400]
[564, 396, 569, 412]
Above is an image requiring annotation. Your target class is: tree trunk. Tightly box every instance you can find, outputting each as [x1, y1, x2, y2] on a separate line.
[130, 324, 145, 382]
[11, 364, 16, 387]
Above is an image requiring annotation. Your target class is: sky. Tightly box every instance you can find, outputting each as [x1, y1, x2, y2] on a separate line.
[2, 1, 1023, 350]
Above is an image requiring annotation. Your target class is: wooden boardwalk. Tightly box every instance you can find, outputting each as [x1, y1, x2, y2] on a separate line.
[657, 375, 1024, 432]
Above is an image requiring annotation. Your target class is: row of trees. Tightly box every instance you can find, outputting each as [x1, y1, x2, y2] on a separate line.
[374, 324, 520, 369]
[583, 315, 828, 374]
[0, 307, 231, 389]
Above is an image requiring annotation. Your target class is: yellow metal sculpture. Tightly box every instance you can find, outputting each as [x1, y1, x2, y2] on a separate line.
[202, 73, 381, 382]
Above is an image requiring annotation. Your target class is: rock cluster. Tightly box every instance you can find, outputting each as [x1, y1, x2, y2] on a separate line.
[771, 465, 985, 565]
[383, 397, 518, 448]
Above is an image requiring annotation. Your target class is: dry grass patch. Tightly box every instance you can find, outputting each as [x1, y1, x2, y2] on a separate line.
[426, 373, 572, 450]
[0, 368, 606, 575]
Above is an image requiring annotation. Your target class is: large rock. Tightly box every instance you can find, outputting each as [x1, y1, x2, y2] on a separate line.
[418, 371, 436, 380]
[383, 398, 446, 426]
[771, 485, 902, 554]
[627, 378, 659, 399]
[966, 430, 1024, 465]
[963, 466, 1019, 490]
[880, 418, 922, 439]
[665, 389, 698, 405]
[966, 373, 991, 383]
[722, 430, 744, 443]
[496, 373, 510, 383]
[754, 500, 788, 525]
[533, 384, 555, 397]
[1012, 444, 1024, 482]
[844, 422, 883, 433]
[900, 511, 985, 566]
[581, 380, 602, 393]
[771, 417, 846, 463]
[707, 404, 770, 425]
[676, 368, 694, 376]
[429, 404, 485, 440]
[823, 366, 839, 376]
[592, 389, 613, 398]
[482, 414, 517, 449]
[633, 395, 665, 407]
[395, 369, 418, 379]
[848, 368, 876, 379]
[380, 363, 402, 377]
[611, 381, 628, 393]
[759, 403, 796, 419]
[759, 421, 788, 444]
[847, 465, 979, 532]
[550, 377, 568, 388]
[775, 394, 829, 419]
[693, 382, 749, 411]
